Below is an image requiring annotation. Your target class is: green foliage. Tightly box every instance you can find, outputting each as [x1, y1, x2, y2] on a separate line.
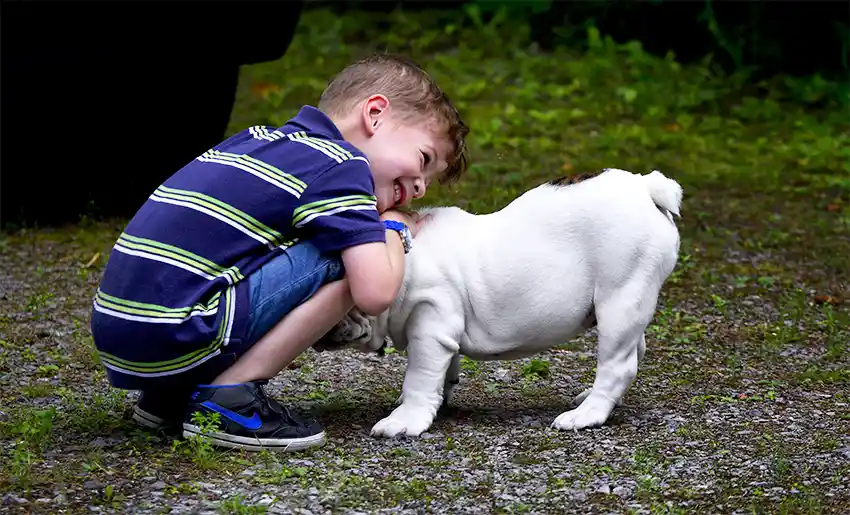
[232, 7, 847, 221]
[520, 359, 551, 380]
[172, 411, 224, 470]
[24, 290, 54, 319]
[219, 494, 270, 515]
[1, 407, 56, 489]
[460, 355, 482, 376]
[1, 407, 56, 452]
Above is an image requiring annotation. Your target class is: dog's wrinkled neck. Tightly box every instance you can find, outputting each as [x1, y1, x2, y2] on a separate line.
[415, 212, 435, 233]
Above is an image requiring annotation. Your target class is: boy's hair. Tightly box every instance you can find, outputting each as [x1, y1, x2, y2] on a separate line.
[319, 54, 469, 185]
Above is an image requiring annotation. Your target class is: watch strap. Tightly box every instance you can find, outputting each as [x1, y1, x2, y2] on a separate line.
[382, 220, 412, 253]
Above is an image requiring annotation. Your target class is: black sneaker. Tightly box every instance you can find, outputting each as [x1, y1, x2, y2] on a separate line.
[132, 389, 191, 431]
[182, 380, 326, 452]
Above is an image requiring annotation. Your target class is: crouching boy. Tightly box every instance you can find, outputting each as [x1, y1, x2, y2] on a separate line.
[90, 54, 469, 451]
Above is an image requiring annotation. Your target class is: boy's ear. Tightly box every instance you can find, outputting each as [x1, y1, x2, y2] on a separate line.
[362, 94, 390, 136]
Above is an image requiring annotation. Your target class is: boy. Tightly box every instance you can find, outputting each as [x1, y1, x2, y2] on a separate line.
[90, 54, 469, 451]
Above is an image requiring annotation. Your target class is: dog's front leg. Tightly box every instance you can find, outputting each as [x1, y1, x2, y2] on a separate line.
[371, 336, 457, 438]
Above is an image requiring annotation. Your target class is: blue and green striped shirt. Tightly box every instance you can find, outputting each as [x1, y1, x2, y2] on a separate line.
[90, 106, 385, 388]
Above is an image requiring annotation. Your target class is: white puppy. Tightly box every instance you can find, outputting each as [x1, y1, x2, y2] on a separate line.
[318, 168, 683, 438]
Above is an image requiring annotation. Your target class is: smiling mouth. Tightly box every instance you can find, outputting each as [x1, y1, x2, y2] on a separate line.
[393, 181, 406, 206]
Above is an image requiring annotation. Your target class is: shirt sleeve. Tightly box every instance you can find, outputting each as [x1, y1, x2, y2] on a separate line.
[292, 159, 386, 253]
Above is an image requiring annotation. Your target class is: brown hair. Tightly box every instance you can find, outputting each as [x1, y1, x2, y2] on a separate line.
[318, 53, 469, 185]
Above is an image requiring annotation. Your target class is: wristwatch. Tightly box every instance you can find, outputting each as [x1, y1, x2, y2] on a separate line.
[383, 220, 413, 254]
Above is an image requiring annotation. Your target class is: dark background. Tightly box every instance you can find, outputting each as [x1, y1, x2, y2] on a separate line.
[1, 0, 847, 229]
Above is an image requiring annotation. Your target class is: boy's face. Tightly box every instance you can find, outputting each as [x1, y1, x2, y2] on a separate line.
[351, 96, 450, 213]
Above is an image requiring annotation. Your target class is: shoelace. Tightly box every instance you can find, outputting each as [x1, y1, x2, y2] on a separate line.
[252, 380, 312, 426]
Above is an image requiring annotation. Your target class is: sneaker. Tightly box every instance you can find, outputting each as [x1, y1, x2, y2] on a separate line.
[182, 380, 326, 452]
[132, 390, 191, 431]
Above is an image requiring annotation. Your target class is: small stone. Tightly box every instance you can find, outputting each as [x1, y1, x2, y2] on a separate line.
[240, 467, 256, 476]
[612, 486, 631, 497]
[151, 481, 167, 490]
[3, 494, 28, 505]
[420, 432, 437, 439]
[257, 494, 275, 506]
[596, 484, 611, 495]
[53, 494, 66, 504]
[83, 480, 103, 490]
[88, 437, 108, 448]
[36, 497, 51, 503]
[494, 368, 511, 382]
[142, 476, 156, 482]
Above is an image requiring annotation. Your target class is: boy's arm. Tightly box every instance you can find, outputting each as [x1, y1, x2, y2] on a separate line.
[288, 161, 416, 317]
[341, 210, 416, 316]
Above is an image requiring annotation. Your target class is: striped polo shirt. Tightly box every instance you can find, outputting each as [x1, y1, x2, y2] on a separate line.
[90, 106, 386, 389]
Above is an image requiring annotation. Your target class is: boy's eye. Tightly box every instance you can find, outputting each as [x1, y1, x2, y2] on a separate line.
[421, 151, 431, 166]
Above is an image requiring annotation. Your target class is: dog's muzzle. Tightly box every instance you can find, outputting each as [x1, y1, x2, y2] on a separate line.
[312, 332, 390, 356]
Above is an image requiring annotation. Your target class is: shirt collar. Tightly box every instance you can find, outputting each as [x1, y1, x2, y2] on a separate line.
[286, 105, 344, 140]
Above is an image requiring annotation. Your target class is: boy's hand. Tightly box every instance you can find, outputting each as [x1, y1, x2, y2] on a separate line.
[380, 209, 420, 237]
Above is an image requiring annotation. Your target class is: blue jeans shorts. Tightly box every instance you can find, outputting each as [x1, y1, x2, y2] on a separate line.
[242, 242, 344, 348]
[139, 242, 343, 394]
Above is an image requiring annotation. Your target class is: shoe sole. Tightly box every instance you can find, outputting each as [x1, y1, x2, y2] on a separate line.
[182, 424, 327, 452]
[132, 405, 167, 429]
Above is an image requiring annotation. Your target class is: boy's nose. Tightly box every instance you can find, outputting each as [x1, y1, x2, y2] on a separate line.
[412, 179, 426, 199]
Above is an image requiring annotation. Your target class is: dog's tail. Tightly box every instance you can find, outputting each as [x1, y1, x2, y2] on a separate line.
[641, 170, 683, 219]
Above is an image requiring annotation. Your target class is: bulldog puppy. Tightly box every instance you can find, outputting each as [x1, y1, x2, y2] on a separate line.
[319, 168, 683, 438]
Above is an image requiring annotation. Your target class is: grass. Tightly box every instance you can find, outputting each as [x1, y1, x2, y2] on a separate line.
[0, 5, 848, 514]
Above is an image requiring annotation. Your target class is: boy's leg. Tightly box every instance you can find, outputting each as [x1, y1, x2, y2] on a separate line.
[212, 277, 353, 385]
[183, 242, 353, 452]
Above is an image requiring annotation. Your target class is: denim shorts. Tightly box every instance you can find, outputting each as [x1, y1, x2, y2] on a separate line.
[241, 241, 344, 348]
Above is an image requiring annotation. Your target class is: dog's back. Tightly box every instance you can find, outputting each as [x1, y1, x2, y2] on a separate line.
[403, 168, 683, 357]
[504, 168, 682, 282]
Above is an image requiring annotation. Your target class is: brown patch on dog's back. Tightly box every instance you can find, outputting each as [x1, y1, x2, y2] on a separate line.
[547, 169, 607, 187]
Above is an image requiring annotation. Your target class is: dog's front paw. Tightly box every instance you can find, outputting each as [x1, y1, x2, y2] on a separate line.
[552, 397, 615, 431]
[370, 407, 434, 438]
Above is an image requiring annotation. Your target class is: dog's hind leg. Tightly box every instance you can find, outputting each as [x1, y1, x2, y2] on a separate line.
[572, 332, 645, 407]
[442, 354, 461, 408]
[554, 284, 657, 431]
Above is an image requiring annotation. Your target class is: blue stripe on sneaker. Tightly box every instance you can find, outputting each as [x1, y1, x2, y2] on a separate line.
[200, 401, 262, 430]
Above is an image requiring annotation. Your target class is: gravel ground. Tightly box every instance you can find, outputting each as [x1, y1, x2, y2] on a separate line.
[3, 8, 848, 512]
[1, 182, 848, 515]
